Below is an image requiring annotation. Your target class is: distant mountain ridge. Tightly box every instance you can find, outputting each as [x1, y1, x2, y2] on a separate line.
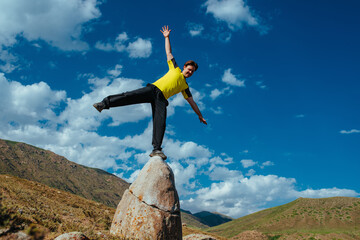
[0, 138, 129, 208]
[193, 211, 233, 227]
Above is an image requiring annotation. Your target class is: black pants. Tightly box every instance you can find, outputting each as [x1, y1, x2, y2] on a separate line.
[102, 84, 168, 151]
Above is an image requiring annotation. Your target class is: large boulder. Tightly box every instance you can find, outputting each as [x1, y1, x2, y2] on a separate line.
[110, 156, 182, 239]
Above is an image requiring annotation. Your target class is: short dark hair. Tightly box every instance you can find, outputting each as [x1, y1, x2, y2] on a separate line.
[184, 60, 198, 71]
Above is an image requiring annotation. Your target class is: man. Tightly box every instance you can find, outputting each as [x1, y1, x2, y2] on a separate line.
[93, 26, 207, 160]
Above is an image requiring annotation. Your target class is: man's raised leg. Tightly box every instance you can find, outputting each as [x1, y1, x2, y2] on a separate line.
[93, 85, 154, 112]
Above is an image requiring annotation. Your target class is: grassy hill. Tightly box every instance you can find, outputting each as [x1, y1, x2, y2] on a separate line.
[0, 174, 118, 239]
[0, 174, 224, 240]
[0, 138, 129, 208]
[205, 197, 360, 239]
[0, 138, 211, 231]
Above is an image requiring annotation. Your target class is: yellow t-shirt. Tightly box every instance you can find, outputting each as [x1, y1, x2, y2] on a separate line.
[152, 58, 192, 99]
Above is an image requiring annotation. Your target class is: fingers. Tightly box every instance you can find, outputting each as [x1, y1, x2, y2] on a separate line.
[160, 25, 171, 33]
[199, 117, 207, 125]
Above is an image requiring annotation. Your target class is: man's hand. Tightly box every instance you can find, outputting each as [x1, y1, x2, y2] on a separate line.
[161, 25, 173, 61]
[186, 97, 207, 125]
[160, 25, 171, 38]
[199, 116, 207, 125]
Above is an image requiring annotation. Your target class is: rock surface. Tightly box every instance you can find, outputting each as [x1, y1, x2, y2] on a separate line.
[54, 232, 89, 240]
[183, 233, 219, 240]
[110, 156, 182, 239]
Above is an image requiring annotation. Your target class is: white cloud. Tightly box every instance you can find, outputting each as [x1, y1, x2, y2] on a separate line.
[95, 33, 152, 59]
[241, 159, 257, 168]
[107, 64, 123, 78]
[0, 48, 18, 73]
[222, 68, 245, 87]
[0, 0, 101, 50]
[209, 167, 242, 181]
[261, 161, 274, 169]
[210, 106, 223, 115]
[0, 73, 66, 125]
[245, 169, 256, 176]
[127, 38, 152, 58]
[169, 162, 198, 195]
[187, 23, 205, 37]
[210, 89, 222, 100]
[2, 69, 359, 220]
[204, 0, 258, 30]
[210, 87, 232, 100]
[296, 188, 359, 198]
[340, 129, 360, 134]
[181, 174, 359, 218]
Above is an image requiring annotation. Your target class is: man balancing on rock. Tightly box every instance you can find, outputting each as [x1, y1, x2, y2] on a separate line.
[93, 25, 207, 160]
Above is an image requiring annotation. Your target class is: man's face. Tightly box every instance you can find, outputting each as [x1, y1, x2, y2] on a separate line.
[182, 65, 196, 78]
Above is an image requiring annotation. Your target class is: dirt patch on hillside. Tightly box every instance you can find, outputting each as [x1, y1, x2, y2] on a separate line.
[230, 230, 267, 240]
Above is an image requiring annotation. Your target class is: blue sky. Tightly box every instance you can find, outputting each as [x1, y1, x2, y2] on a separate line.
[0, 0, 359, 218]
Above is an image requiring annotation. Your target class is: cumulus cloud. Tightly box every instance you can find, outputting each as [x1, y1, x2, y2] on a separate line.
[0, 73, 66, 125]
[241, 159, 257, 168]
[222, 68, 245, 87]
[340, 129, 360, 134]
[181, 174, 359, 218]
[2, 68, 358, 220]
[203, 0, 268, 34]
[0, 0, 101, 50]
[127, 38, 152, 58]
[204, 0, 257, 29]
[0, 69, 213, 193]
[95, 32, 152, 58]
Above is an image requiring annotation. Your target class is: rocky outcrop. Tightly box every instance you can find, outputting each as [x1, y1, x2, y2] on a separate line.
[110, 156, 182, 239]
[54, 232, 89, 240]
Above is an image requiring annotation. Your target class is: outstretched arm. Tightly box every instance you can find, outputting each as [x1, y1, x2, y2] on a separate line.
[160, 25, 173, 61]
[186, 97, 207, 125]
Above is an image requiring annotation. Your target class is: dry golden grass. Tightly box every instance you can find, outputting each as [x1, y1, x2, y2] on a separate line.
[0, 174, 123, 239]
[1, 174, 223, 239]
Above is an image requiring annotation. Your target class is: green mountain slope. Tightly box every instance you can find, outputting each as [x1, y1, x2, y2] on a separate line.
[0, 139, 129, 208]
[205, 197, 360, 239]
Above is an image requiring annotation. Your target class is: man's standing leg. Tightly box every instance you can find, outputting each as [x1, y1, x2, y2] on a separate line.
[150, 97, 168, 160]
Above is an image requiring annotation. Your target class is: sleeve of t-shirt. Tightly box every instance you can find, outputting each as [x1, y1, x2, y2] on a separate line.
[181, 87, 192, 99]
[167, 58, 179, 70]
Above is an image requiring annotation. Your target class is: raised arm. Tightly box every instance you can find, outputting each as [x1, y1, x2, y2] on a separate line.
[186, 97, 207, 125]
[160, 25, 173, 61]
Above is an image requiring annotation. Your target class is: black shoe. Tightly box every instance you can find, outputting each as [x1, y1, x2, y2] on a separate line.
[149, 150, 167, 160]
[93, 102, 105, 113]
